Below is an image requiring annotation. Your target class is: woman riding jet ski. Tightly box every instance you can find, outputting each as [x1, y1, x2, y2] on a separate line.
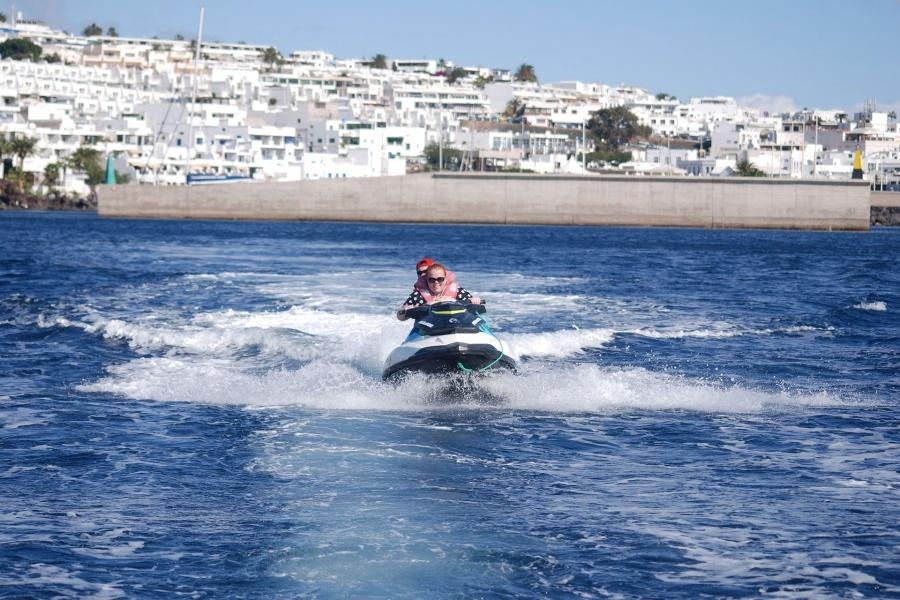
[383, 263, 517, 380]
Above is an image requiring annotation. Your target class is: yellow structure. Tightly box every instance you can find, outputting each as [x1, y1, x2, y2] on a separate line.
[852, 148, 864, 180]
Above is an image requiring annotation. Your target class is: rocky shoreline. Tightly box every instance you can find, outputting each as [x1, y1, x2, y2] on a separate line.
[870, 207, 900, 227]
[1, 192, 96, 212]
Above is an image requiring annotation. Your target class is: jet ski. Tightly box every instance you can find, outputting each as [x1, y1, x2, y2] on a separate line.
[383, 301, 517, 380]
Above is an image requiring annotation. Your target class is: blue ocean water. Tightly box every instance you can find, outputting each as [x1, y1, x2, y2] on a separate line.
[1, 211, 899, 598]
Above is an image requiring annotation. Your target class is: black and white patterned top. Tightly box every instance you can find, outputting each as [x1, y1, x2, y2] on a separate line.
[402, 287, 475, 308]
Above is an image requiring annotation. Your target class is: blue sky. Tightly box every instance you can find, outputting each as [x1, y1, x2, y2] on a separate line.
[14, 0, 900, 112]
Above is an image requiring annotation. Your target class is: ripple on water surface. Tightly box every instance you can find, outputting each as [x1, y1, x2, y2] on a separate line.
[1, 214, 899, 598]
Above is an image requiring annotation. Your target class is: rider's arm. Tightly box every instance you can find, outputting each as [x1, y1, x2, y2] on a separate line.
[397, 289, 424, 320]
[457, 288, 482, 305]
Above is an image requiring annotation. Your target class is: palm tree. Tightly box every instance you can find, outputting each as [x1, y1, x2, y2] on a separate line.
[0, 136, 11, 174]
[59, 155, 75, 190]
[372, 53, 388, 69]
[514, 63, 537, 83]
[261, 46, 280, 67]
[43, 162, 60, 194]
[10, 136, 37, 191]
[11, 136, 37, 170]
[473, 74, 492, 89]
[502, 98, 523, 119]
[736, 158, 764, 177]
[82, 23, 103, 36]
[68, 147, 105, 199]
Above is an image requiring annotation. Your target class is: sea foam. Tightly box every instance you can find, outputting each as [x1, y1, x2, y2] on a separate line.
[854, 301, 887, 312]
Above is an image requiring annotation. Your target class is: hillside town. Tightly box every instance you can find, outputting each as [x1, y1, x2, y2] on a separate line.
[1, 10, 899, 199]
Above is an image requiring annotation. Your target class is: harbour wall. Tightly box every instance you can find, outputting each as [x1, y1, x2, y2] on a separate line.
[98, 173, 872, 231]
[871, 192, 900, 208]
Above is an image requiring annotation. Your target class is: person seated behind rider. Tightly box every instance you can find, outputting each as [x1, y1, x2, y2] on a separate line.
[397, 262, 481, 320]
[415, 257, 442, 280]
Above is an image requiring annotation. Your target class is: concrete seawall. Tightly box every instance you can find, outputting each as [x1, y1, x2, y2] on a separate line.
[98, 173, 872, 231]
[871, 192, 900, 208]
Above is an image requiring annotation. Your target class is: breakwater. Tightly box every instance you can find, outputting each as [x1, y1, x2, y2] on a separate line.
[871, 192, 900, 226]
[98, 173, 872, 230]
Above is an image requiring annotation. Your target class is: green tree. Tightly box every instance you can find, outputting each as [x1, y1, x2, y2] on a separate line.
[514, 63, 537, 83]
[655, 92, 677, 101]
[261, 46, 280, 67]
[175, 34, 185, 41]
[372, 53, 388, 69]
[0, 136, 12, 169]
[10, 136, 37, 170]
[423, 142, 462, 170]
[106, 26, 119, 37]
[586, 106, 651, 150]
[67, 147, 105, 197]
[0, 38, 43, 62]
[44, 53, 62, 63]
[43, 162, 61, 193]
[83, 23, 103, 36]
[0, 12, 6, 23]
[502, 98, 523, 119]
[445, 67, 468, 85]
[9, 136, 37, 192]
[579, 150, 633, 165]
[473, 74, 492, 89]
[735, 159, 765, 177]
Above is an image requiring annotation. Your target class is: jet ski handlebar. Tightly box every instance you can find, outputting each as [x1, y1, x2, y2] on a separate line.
[402, 301, 486, 320]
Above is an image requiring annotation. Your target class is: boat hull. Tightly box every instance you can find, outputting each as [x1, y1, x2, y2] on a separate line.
[383, 301, 517, 380]
[383, 339, 517, 380]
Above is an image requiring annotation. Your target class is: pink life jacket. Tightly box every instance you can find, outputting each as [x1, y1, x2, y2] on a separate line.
[415, 269, 460, 304]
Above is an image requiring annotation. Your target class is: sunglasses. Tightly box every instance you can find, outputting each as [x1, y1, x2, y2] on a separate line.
[427, 276, 445, 283]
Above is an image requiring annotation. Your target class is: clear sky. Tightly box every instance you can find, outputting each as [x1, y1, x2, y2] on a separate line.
[12, 0, 900, 113]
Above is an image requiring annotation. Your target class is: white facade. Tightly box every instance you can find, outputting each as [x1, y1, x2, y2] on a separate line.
[0, 11, 885, 192]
